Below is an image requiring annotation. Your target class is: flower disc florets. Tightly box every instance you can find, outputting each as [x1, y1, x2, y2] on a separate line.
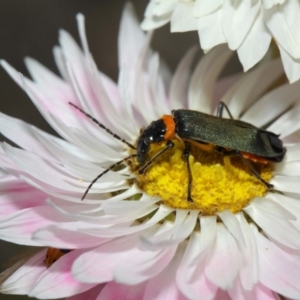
[134, 140, 273, 215]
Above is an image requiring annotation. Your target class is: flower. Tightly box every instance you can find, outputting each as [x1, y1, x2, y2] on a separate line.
[1, 2, 300, 300]
[142, 0, 300, 84]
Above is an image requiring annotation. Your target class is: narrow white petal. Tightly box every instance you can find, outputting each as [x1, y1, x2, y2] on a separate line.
[220, 59, 283, 119]
[267, 105, 300, 138]
[252, 226, 300, 299]
[284, 144, 300, 162]
[235, 213, 259, 290]
[271, 176, 300, 194]
[244, 202, 300, 249]
[118, 3, 147, 69]
[250, 197, 296, 220]
[274, 161, 300, 176]
[263, 0, 285, 9]
[205, 223, 241, 289]
[188, 45, 232, 113]
[241, 80, 300, 127]
[217, 210, 246, 245]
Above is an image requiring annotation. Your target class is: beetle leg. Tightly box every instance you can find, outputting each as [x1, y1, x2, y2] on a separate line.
[183, 141, 193, 202]
[138, 140, 174, 174]
[238, 153, 274, 189]
[223, 149, 274, 189]
[217, 101, 234, 119]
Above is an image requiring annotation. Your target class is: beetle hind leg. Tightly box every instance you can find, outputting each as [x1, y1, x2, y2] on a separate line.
[183, 141, 193, 202]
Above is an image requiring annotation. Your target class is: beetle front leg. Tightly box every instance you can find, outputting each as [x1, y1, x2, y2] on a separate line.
[183, 141, 193, 202]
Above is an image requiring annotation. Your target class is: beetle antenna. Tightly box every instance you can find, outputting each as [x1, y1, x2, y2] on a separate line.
[81, 154, 137, 201]
[69, 102, 136, 150]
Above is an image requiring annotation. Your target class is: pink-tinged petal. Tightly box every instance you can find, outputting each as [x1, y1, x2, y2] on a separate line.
[114, 245, 177, 285]
[96, 281, 147, 300]
[170, 46, 198, 110]
[118, 3, 146, 69]
[33, 223, 110, 249]
[66, 284, 105, 300]
[143, 245, 187, 300]
[1, 250, 46, 295]
[205, 223, 241, 289]
[0, 188, 47, 219]
[222, 0, 260, 50]
[29, 249, 97, 299]
[241, 80, 300, 127]
[177, 218, 218, 300]
[197, 8, 226, 50]
[171, 2, 198, 32]
[0, 206, 70, 246]
[229, 279, 279, 300]
[252, 226, 300, 299]
[188, 45, 232, 113]
[72, 234, 139, 284]
[213, 289, 232, 300]
[0, 112, 57, 162]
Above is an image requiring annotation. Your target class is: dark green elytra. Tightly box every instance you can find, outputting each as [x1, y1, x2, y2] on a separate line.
[173, 109, 286, 162]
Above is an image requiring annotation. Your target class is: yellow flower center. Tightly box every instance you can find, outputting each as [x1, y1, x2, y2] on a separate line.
[134, 140, 273, 216]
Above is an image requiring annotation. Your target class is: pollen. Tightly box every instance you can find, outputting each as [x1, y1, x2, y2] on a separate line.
[134, 140, 273, 216]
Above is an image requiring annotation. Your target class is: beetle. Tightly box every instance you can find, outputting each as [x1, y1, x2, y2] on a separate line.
[44, 248, 71, 267]
[69, 102, 286, 202]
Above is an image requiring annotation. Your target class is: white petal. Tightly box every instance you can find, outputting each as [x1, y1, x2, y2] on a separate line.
[197, 8, 226, 50]
[263, 0, 285, 9]
[284, 143, 300, 162]
[237, 10, 272, 71]
[274, 161, 300, 176]
[205, 223, 241, 289]
[278, 43, 300, 83]
[263, 4, 300, 59]
[171, 2, 198, 32]
[271, 176, 300, 194]
[222, 0, 260, 50]
[194, 0, 222, 17]
[217, 210, 246, 245]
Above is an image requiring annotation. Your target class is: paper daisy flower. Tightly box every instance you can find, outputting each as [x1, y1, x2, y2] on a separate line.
[142, 0, 300, 84]
[1, 3, 300, 300]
